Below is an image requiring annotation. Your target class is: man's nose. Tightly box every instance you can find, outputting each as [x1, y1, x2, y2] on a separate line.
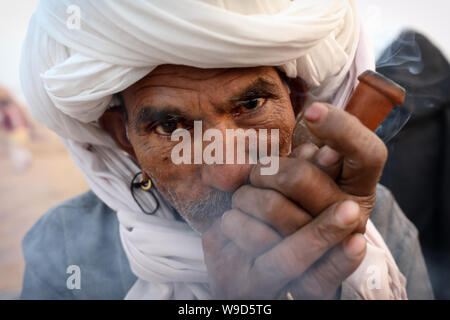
[201, 163, 252, 192]
[199, 121, 253, 192]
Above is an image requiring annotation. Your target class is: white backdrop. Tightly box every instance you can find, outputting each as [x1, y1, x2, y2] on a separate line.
[1, 0, 449, 99]
[356, 1, 450, 59]
[0, 0, 40, 99]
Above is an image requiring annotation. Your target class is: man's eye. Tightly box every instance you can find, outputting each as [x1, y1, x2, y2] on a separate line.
[236, 98, 267, 114]
[154, 120, 180, 136]
[237, 98, 266, 112]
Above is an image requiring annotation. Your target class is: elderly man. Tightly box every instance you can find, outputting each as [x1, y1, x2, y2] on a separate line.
[20, 0, 433, 300]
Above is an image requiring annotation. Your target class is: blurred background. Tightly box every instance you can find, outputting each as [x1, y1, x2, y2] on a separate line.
[0, 0, 449, 299]
[0, 0, 89, 300]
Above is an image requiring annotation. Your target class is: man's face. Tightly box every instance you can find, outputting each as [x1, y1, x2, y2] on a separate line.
[120, 65, 297, 232]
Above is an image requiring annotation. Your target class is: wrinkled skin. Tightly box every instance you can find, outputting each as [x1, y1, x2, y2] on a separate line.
[100, 64, 388, 299]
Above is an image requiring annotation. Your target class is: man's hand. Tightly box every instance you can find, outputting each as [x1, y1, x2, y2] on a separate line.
[297, 102, 388, 232]
[202, 103, 388, 299]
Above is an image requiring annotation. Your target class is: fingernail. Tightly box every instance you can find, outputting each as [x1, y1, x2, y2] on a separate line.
[344, 234, 366, 257]
[316, 146, 340, 167]
[304, 103, 328, 123]
[335, 200, 360, 227]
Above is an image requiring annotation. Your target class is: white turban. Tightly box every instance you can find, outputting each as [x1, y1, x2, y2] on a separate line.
[20, 0, 406, 299]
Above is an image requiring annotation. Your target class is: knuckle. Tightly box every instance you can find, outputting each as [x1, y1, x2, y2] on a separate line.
[220, 210, 235, 234]
[275, 166, 291, 187]
[247, 227, 280, 254]
[257, 189, 283, 218]
[299, 274, 329, 299]
[362, 135, 388, 169]
[278, 244, 304, 278]
[358, 193, 376, 213]
[237, 212, 255, 234]
[374, 140, 388, 165]
[294, 143, 319, 159]
[356, 194, 376, 231]
[321, 253, 344, 281]
[308, 265, 338, 298]
[249, 164, 263, 185]
[293, 249, 347, 299]
[276, 159, 310, 190]
[311, 218, 337, 250]
[224, 210, 252, 240]
[342, 114, 388, 170]
[231, 185, 252, 208]
[232, 186, 288, 227]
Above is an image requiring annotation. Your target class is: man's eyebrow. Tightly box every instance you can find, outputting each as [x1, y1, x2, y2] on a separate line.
[131, 77, 281, 131]
[132, 107, 185, 132]
[230, 77, 282, 101]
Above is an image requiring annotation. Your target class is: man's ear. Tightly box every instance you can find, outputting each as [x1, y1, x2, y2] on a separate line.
[98, 107, 137, 158]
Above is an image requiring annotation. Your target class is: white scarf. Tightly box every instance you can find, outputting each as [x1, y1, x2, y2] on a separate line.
[20, 0, 406, 299]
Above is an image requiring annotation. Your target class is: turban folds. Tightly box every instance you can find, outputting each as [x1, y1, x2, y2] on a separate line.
[22, 0, 363, 142]
[20, 0, 406, 299]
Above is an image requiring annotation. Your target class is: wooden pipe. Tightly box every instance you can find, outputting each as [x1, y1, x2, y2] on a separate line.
[292, 70, 406, 149]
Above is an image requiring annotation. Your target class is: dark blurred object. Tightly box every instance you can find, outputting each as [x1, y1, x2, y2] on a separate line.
[378, 30, 450, 299]
[0, 88, 29, 133]
[0, 87, 35, 173]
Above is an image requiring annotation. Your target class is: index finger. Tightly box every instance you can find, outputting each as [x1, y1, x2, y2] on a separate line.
[303, 103, 388, 196]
